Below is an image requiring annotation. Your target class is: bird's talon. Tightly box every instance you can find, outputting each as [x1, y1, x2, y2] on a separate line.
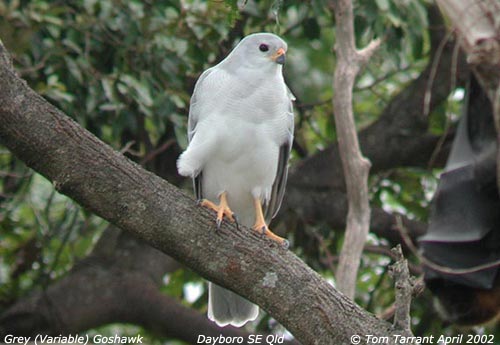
[233, 214, 240, 230]
[281, 239, 290, 249]
[200, 192, 235, 229]
[252, 223, 288, 247]
[214, 226, 222, 236]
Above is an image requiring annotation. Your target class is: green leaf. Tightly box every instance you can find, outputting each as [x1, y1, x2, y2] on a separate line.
[375, 0, 390, 11]
[118, 74, 153, 108]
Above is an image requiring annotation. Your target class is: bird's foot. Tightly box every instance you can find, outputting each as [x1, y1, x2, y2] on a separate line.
[252, 222, 289, 248]
[200, 192, 235, 229]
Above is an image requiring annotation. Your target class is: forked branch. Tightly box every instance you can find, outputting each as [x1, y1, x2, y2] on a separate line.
[329, 0, 381, 298]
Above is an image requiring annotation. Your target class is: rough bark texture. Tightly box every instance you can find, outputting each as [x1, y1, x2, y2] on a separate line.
[0, 41, 403, 345]
[389, 245, 414, 334]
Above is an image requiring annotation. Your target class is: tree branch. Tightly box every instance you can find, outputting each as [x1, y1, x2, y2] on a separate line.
[329, 0, 380, 298]
[0, 39, 405, 345]
[284, 5, 467, 246]
[388, 245, 415, 334]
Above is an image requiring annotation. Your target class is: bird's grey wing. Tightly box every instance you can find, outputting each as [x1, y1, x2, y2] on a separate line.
[188, 67, 216, 200]
[264, 90, 295, 222]
[187, 67, 216, 142]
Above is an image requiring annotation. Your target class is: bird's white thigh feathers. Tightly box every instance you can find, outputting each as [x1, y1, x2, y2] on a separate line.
[177, 125, 217, 178]
[176, 150, 200, 178]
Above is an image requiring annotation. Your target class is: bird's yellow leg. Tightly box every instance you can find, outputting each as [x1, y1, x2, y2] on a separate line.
[252, 198, 287, 246]
[200, 192, 235, 228]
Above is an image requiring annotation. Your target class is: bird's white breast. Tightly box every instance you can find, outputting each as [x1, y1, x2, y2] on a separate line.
[199, 71, 289, 226]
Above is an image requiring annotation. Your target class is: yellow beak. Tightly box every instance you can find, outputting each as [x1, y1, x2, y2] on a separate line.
[272, 48, 286, 65]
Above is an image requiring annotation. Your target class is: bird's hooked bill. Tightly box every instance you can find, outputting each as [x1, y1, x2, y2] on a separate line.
[272, 48, 286, 65]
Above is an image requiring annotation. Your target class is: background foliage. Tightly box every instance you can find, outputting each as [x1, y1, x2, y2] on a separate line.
[0, 0, 496, 343]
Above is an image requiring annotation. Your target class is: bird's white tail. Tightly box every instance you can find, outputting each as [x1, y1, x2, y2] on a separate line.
[208, 282, 259, 327]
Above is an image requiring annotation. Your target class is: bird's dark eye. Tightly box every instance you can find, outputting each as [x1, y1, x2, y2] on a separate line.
[259, 44, 269, 52]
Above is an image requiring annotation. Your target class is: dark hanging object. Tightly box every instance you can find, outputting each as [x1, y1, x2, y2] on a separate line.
[420, 75, 500, 325]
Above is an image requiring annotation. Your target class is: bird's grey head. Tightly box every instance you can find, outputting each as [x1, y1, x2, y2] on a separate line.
[222, 33, 288, 70]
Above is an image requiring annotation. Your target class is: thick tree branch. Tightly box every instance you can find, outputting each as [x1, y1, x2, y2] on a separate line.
[282, 188, 428, 244]
[329, 0, 380, 298]
[0, 40, 405, 345]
